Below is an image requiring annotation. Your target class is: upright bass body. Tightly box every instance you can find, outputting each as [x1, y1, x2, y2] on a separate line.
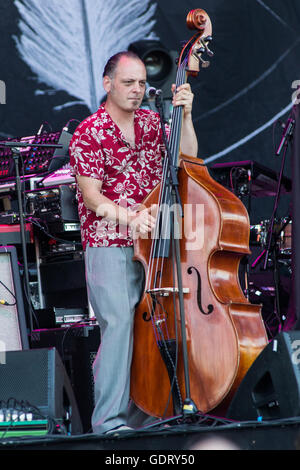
[130, 155, 268, 417]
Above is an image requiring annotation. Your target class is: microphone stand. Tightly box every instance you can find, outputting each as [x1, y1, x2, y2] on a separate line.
[252, 117, 295, 332]
[0, 141, 62, 335]
[153, 91, 198, 420]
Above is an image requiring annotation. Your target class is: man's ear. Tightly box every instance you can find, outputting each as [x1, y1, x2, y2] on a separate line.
[103, 76, 112, 93]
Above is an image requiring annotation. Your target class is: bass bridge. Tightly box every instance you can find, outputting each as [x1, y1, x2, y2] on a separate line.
[146, 287, 190, 297]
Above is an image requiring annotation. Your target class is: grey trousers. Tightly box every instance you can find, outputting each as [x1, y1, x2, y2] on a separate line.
[85, 245, 145, 434]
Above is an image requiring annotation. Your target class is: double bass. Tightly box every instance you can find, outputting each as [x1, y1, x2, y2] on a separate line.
[130, 9, 268, 418]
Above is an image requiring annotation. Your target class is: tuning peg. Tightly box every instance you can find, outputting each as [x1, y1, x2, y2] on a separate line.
[201, 38, 214, 57]
[196, 46, 206, 54]
[199, 56, 210, 68]
[205, 46, 214, 57]
[205, 47, 214, 57]
[193, 47, 210, 67]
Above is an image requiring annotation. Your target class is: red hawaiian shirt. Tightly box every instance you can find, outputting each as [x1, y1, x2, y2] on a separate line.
[69, 104, 167, 249]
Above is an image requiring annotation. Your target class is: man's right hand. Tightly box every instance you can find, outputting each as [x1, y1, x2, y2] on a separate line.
[128, 205, 158, 236]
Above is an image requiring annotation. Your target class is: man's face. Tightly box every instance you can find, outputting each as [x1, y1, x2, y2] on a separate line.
[104, 57, 147, 113]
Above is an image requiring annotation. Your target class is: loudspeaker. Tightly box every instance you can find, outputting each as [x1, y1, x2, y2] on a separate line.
[0, 347, 83, 434]
[31, 324, 100, 433]
[227, 331, 300, 421]
[0, 246, 29, 352]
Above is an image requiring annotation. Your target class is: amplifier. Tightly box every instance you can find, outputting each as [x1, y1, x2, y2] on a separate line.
[0, 212, 20, 225]
[30, 324, 100, 433]
[39, 251, 88, 309]
[25, 184, 79, 224]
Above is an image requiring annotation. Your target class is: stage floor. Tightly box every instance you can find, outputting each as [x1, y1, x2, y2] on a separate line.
[1, 416, 300, 451]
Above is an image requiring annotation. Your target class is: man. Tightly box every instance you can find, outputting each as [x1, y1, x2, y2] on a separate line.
[69, 51, 198, 435]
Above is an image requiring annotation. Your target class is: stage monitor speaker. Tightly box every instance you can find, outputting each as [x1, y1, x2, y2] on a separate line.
[0, 347, 83, 435]
[0, 246, 29, 353]
[227, 331, 300, 421]
[31, 324, 100, 433]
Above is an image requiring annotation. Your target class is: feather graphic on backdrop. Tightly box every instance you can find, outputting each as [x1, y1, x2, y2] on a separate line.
[14, 0, 157, 112]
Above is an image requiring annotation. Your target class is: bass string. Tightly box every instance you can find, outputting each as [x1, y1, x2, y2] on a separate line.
[155, 58, 187, 291]
[147, 58, 187, 288]
[143, 59, 188, 336]
[145, 59, 186, 294]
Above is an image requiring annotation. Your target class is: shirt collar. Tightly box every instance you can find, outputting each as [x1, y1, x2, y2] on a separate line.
[96, 104, 144, 150]
[96, 103, 115, 129]
[97, 103, 143, 128]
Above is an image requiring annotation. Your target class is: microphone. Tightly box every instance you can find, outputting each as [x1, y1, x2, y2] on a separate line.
[145, 87, 163, 99]
[276, 117, 295, 156]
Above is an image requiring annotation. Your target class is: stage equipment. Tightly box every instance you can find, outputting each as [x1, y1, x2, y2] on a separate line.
[0, 246, 29, 352]
[0, 129, 73, 332]
[0, 222, 33, 245]
[0, 139, 65, 333]
[31, 324, 100, 433]
[261, 116, 294, 271]
[227, 331, 300, 421]
[30, 186, 84, 311]
[279, 217, 292, 256]
[256, 115, 294, 331]
[25, 184, 79, 224]
[242, 242, 291, 340]
[250, 217, 292, 259]
[47, 129, 72, 172]
[0, 347, 82, 435]
[212, 159, 293, 333]
[23, 182, 83, 313]
[211, 160, 292, 199]
[39, 167, 75, 187]
[38, 251, 87, 309]
[0, 132, 63, 179]
[128, 40, 176, 99]
[291, 101, 300, 329]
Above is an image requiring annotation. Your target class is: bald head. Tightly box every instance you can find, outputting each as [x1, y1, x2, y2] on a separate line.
[103, 51, 144, 79]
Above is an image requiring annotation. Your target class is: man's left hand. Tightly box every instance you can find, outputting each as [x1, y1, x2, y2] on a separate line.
[172, 83, 194, 117]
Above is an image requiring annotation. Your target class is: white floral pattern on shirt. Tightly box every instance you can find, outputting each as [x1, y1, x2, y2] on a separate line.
[69, 104, 167, 249]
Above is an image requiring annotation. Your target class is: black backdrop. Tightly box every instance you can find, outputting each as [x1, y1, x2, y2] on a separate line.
[0, 0, 299, 222]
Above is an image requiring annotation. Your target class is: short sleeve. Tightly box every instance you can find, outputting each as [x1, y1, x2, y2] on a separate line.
[69, 126, 105, 181]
